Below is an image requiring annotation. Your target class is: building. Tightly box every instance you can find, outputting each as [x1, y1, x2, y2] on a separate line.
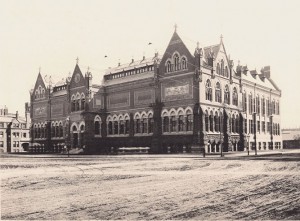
[0, 105, 31, 153]
[29, 29, 282, 154]
[282, 128, 300, 149]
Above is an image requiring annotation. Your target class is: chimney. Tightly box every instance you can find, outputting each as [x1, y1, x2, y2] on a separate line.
[131, 58, 134, 63]
[16, 111, 18, 119]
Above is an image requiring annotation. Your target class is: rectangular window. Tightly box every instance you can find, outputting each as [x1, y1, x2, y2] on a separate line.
[23, 133, 26, 138]
[250, 120, 253, 134]
[262, 121, 265, 133]
[257, 121, 260, 133]
[0, 123, 4, 128]
[0, 131, 3, 137]
[0, 141, 3, 147]
[245, 119, 247, 134]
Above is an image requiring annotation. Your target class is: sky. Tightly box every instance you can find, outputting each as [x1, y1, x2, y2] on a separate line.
[0, 0, 299, 128]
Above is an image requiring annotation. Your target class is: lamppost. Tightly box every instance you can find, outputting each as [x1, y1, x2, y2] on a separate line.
[246, 134, 250, 156]
[219, 107, 223, 157]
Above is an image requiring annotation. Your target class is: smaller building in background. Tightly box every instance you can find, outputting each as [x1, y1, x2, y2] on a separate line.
[0, 104, 31, 153]
[282, 128, 300, 149]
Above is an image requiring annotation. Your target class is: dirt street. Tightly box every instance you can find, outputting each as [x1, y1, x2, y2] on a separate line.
[1, 152, 300, 220]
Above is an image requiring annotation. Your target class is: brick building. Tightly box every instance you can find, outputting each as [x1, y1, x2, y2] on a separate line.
[29, 29, 282, 153]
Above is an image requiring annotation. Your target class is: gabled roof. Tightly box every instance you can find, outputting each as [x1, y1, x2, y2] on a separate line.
[33, 72, 47, 92]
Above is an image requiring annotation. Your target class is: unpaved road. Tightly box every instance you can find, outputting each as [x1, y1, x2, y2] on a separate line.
[1, 152, 300, 220]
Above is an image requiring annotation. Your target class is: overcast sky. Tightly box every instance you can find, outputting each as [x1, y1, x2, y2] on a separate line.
[0, 0, 299, 128]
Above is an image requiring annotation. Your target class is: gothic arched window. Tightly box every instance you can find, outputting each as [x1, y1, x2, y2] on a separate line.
[224, 85, 230, 105]
[233, 87, 238, 106]
[206, 80, 212, 101]
[174, 54, 180, 71]
[215, 82, 222, 103]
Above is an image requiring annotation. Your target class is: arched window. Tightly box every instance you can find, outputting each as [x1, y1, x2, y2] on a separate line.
[166, 61, 172, 72]
[119, 116, 125, 135]
[215, 82, 222, 103]
[170, 111, 176, 132]
[221, 59, 224, 76]
[206, 80, 212, 101]
[107, 116, 113, 135]
[181, 57, 187, 69]
[216, 63, 220, 75]
[209, 111, 213, 132]
[262, 97, 265, 115]
[141, 114, 147, 133]
[174, 54, 180, 71]
[232, 87, 238, 106]
[205, 111, 209, 132]
[232, 115, 236, 133]
[71, 96, 76, 112]
[59, 122, 63, 137]
[162, 112, 169, 133]
[94, 116, 101, 136]
[135, 114, 141, 134]
[178, 110, 184, 132]
[125, 115, 130, 134]
[243, 92, 247, 112]
[75, 94, 80, 111]
[215, 112, 219, 132]
[225, 66, 228, 77]
[148, 113, 154, 133]
[113, 117, 119, 135]
[224, 85, 230, 105]
[81, 94, 85, 111]
[186, 109, 193, 131]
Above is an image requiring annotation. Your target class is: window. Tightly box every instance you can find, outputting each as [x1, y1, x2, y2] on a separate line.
[125, 116, 130, 134]
[215, 112, 219, 132]
[257, 121, 260, 133]
[224, 85, 230, 105]
[108, 121, 113, 135]
[249, 94, 253, 114]
[95, 121, 100, 135]
[186, 110, 193, 131]
[170, 112, 176, 132]
[166, 61, 172, 72]
[209, 111, 213, 132]
[23, 133, 26, 138]
[178, 112, 184, 132]
[71, 96, 76, 112]
[0, 141, 3, 147]
[0, 131, 3, 138]
[232, 87, 238, 106]
[221, 59, 224, 76]
[262, 121, 266, 133]
[256, 95, 260, 114]
[243, 92, 247, 112]
[181, 57, 187, 69]
[262, 97, 265, 115]
[205, 111, 209, 132]
[113, 120, 119, 135]
[148, 113, 154, 133]
[119, 120, 125, 134]
[244, 119, 247, 134]
[81, 94, 85, 111]
[163, 115, 169, 132]
[135, 118, 141, 134]
[224, 66, 229, 77]
[216, 63, 220, 75]
[215, 82, 222, 103]
[232, 115, 235, 133]
[141, 114, 147, 133]
[205, 80, 212, 101]
[174, 54, 180, 71]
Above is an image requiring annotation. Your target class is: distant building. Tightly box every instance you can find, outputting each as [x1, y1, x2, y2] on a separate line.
[29, 28, 282, 154]
[0, 104, 31, 152]
[282, 128, 300, 149]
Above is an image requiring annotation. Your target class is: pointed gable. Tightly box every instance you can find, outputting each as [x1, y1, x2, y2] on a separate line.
[159, 30, 195, 73]
[32, 72, 47, 100]
[69, 64, 86, 88]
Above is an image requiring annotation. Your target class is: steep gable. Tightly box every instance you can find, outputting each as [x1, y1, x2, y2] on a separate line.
[69, 64, 86, 89]
[32, 72, 48, 100]
[159, 30, 195, 74]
